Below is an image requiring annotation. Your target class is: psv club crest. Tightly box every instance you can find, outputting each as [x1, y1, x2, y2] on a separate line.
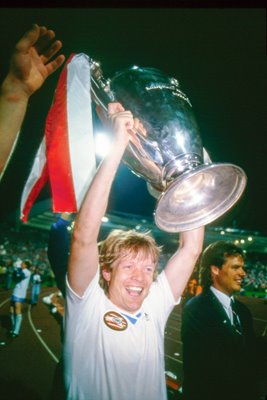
[103, 311, 128, 331]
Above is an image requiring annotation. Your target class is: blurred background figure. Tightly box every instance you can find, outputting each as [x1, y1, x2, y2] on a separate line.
[47, 212, 73, 298]
[182, 276, 198, 307]
[4, 259, 14, 290]
[30, 266, 42, 305]
[10, 259, 31, 338]
[182, 272, 202, 308]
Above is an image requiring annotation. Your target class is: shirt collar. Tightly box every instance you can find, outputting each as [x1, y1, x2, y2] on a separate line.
[210, 286, 231, 309]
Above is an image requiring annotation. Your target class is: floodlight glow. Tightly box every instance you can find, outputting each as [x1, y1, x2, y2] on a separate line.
[95, 132, 111, 159]
[102, 216, 109, 223]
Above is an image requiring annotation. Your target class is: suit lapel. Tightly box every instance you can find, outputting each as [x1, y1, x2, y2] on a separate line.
[205, 289, 233, 330]
[205, 289, 245, 339]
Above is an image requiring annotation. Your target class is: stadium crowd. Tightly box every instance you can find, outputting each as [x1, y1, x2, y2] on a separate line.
[0, 223, 266, 298]
[242, 260, 267, 294]
[0, 224, 52, 289]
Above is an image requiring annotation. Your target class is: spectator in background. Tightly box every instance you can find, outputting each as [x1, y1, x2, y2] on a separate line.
[10, 259, 31, 338]
[181, 241, 265, 400]
[5, 259, 14, 290]
[181, 275, 198, 308]
[31, 266, 42, 305]
[0, 24, 65, 178]
[47, 212, 74, 298]
[0, 259, 6, 287]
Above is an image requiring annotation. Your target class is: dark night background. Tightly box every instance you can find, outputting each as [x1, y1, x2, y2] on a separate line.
[0, 7, 266, 233]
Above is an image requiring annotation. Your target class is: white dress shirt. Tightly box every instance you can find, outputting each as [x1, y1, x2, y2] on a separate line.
[210, 286, 235, 324]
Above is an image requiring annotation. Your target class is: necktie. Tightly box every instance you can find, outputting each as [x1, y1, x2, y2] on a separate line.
[231, 299, 242, 334]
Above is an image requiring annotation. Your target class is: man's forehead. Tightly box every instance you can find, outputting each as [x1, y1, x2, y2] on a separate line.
[119, 250, 155, 264]
[223, 254, 244, 267]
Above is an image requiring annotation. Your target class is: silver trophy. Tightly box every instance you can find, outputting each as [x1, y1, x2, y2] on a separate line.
[89, 60, 247, 232]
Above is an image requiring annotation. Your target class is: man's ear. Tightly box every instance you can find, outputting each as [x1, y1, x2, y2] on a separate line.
[102, 267, 111, 283]
[211, 265, 220, 276]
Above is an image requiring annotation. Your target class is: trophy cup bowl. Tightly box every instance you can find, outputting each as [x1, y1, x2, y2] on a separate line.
[89, 60, 247, 232]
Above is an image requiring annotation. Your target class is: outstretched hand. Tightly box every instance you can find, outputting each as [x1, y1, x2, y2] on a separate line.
[8, 24, 65, 97]
[0, 24, 65, 176]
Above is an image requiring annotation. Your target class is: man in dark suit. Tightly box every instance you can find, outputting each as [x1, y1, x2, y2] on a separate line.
[181, 241, 264, 400]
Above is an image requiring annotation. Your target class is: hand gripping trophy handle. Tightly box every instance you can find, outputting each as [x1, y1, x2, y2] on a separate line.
[89, 58, 247, 232]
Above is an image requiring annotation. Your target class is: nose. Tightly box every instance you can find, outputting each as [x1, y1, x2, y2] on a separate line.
[240, 267, 246, 277]
[131, 267, 144, 282]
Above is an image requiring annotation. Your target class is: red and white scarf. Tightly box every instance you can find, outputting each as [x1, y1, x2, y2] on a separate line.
[20, 53, 96, 221]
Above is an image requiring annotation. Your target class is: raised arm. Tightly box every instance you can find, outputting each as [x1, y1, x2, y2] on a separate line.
[68, 103, 139, 296]
[0, 24, 65, 176]
[164, 226, 204, 302]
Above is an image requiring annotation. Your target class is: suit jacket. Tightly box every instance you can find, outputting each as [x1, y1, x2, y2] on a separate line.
[181, 288, 260, 400]
[47, 217, 71, 297]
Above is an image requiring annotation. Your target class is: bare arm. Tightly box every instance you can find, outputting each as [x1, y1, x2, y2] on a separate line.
[68, 103, 139, 296]
[0, 24, 65, 176]
[164, 226, 204, 302]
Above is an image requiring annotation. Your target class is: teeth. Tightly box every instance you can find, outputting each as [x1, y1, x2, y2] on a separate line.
[127, 287, 142, 293]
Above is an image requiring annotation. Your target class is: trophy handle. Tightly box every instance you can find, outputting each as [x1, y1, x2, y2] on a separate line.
[90, 59, 115, 112]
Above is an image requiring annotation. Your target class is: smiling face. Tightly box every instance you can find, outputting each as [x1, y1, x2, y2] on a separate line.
[211, 254, 246, 296]
[102, 250, 156, 314]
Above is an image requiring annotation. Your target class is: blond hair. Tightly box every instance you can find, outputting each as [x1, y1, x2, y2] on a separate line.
[99, 229, 161, 292]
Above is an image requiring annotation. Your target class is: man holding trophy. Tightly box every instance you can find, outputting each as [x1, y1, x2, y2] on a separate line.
[63, 102, 204, 400]
[62, 55, 249, 399]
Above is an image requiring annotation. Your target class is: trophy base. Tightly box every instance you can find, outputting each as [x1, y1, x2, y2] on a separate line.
[154, 163, 247, 232]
